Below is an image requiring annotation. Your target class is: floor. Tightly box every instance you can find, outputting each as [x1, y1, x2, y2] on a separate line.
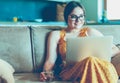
[14, 73, 120, 83]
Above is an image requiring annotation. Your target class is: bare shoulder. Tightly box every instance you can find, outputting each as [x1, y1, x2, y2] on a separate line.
[50, 30, 60, 37]
[50, 30, 60, 35]
[49, 30, 61, 41]
[87, 28, 104, 36]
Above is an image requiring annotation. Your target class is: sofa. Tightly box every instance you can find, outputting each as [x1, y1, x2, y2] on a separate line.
[0, 24, 120, 83]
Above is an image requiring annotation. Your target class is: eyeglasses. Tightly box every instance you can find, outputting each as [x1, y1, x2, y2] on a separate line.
[69, 14, 85, 21]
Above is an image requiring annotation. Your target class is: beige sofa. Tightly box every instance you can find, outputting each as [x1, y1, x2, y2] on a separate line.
[0, 24, 120, 83]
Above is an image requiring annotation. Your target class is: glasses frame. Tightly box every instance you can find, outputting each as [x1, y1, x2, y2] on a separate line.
[69, 14, 85, 21]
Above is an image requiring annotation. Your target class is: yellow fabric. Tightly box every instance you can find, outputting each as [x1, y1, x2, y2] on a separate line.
[60, 56, 118, 83]
[58, 29, 66, 60]
[58, 28, 118, 83]
[79, 27, 89, 37]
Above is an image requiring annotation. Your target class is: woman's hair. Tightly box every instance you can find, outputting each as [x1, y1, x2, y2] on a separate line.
[64, 1, 86, 24]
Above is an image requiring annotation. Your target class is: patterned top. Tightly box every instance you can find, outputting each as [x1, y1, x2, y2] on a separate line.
[58, 27, 89, 61]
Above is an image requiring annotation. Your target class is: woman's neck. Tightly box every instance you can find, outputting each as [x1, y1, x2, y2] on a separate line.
[65, 27, 82, 38]
[65, 27, 82, 33]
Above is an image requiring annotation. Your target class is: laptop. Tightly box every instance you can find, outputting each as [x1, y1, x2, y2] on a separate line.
[66, 36, 113, 64]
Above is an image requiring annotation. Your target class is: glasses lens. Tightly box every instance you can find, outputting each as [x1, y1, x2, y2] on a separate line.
[79, 15, 84, 20]
[70, 15, 77, 20]
[70, 14, 84, 21]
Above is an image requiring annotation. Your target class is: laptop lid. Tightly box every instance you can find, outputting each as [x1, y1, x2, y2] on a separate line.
[66, 36, 113, 64]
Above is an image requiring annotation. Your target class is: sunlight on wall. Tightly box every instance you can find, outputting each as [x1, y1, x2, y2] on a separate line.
[107, 0, 120, 20]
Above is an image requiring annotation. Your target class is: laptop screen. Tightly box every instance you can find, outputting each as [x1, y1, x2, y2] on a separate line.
[66, 36, 113, 64]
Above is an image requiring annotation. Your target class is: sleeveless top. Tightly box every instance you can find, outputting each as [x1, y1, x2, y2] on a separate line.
[54, 27, 89, 77]
[58, 27, 89, 61]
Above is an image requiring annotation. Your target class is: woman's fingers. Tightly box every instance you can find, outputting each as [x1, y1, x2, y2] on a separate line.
[40, 72, 47, 81]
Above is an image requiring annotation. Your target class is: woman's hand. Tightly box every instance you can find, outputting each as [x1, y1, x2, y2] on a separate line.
[40, 72, 47, 81]
[40, 70, 54, 82]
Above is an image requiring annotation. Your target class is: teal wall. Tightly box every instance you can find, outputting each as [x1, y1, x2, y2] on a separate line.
[0, 0, 103, 22]
[81, 0, 103, 23]
[0, 0, 56, 22]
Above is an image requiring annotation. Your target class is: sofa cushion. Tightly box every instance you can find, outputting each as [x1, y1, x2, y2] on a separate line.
[0, 26, 33, 73]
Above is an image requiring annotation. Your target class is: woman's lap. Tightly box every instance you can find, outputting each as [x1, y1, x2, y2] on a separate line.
[59, 56, 118, 83]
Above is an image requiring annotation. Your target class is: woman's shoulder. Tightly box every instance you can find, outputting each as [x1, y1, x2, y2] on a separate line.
[50, 30, 61, 34]
[49, 30, 63, 40]
[83, 27, 104, 36]
[83, 27, 97, 31]
[50, 29, 66, 36]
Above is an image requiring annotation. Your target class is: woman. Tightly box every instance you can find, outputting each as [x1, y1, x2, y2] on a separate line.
[40, 1, 119, 83]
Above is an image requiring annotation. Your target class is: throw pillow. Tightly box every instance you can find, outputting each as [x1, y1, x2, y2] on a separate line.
[0, 59, 15, 83]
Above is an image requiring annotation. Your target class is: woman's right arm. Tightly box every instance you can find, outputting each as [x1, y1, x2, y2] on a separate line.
[43, 31, 60, 71]
[40, 31, 60, 81]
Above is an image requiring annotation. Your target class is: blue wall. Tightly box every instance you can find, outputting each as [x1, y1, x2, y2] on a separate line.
[0, 0, 57, 22]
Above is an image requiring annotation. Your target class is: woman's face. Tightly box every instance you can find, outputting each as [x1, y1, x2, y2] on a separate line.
[68, 7, 85, 29]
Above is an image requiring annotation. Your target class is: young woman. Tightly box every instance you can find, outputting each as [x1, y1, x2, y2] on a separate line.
[40, 1, 119, 83]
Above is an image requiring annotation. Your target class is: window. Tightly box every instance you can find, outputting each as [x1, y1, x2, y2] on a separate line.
[106, 0, 120, 20]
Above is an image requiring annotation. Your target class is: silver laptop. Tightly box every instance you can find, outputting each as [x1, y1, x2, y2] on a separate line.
[66, 36, 113, 64]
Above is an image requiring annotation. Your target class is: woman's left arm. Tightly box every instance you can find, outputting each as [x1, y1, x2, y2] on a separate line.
[86, 28, 104, 37]
[87, 28, 120, 57]
[112, 44, 120, 57]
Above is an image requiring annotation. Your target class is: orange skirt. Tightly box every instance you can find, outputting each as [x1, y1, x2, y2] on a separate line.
[60, 56, 118, 83]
